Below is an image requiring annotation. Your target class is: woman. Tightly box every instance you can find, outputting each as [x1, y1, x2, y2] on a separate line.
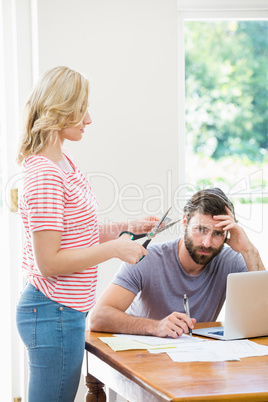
[16, 66, 158, 402]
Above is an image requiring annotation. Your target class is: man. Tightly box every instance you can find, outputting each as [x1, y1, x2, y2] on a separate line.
[90, 188, 265, 338]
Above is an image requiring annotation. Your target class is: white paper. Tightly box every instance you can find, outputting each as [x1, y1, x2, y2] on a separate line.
[113, 333, 204, 346]
[163, 339, 268, 362]
[221, 339, 268, 358]
[104, 334, 268, 362]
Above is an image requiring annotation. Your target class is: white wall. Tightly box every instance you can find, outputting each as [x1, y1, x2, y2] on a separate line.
[34, 1, 179, 400]
[35, 0, 179, 296]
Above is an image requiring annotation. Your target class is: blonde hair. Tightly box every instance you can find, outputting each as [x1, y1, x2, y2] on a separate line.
[17, 66, 89, 165]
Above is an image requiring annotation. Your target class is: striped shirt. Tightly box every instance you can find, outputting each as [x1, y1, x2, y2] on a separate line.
[19, 154, 99, 312]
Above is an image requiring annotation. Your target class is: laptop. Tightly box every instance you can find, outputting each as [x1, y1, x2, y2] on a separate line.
[192, 270, 268, 340]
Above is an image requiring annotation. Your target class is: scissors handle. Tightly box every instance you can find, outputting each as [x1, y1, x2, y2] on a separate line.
[119, 231, 147, 240]
[138, 239, 151, 262]
[142, 239, 151, 249]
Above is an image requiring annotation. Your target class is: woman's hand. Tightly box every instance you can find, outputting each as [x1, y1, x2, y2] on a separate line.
[113, 233, 147, 264]
[128, 216, 161, 234]
[109, 216, 161, 265]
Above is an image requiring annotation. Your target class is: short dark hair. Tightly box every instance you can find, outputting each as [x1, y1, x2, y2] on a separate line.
[183, 188, 236, 223]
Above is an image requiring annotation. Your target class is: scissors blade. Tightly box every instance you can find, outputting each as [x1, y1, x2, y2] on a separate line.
[155, 218, 181, 235]
[148, 207, 172, 238]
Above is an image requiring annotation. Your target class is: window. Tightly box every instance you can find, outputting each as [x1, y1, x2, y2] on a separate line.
[185, 21, 267, 191]
[178, 2, 268, 268]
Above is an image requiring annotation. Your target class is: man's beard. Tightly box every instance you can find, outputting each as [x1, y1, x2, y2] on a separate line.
[184, 229, 224, 266]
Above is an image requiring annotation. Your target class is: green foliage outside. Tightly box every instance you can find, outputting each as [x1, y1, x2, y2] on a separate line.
[185, 21, 268, 202]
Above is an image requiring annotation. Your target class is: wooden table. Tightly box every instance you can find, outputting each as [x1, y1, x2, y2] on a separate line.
[84, 322, 268, 401]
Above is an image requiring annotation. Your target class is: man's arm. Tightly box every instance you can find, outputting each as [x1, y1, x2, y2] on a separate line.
[214, 207, 266, 271]
[89, 284, 195, 338]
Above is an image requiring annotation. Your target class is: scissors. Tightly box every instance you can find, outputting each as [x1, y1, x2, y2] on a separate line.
[119, 207, 181, 261]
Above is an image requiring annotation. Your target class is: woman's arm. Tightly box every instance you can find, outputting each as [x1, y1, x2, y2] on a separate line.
[99, 216, 160, 243]
[32, 230, 147, 277]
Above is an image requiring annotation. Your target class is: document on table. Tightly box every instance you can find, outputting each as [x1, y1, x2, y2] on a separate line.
[99, 333, 203, 352]
[99, 334, 268, 362]
[113, 333, 204, 345]
[150, 339, 268, 362]
[99, 337, 154, 352]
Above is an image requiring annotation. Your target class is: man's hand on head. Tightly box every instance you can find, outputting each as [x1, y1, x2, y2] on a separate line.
[213, 206, 265, 271]
[213, 206, 251, 253]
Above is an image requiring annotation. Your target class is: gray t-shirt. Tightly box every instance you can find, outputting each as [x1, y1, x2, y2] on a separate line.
[112, 238, 248, 322]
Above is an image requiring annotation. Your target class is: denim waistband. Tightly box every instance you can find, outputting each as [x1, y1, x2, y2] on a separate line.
[19, 283, 89, 317]
[20, 283, 50, 301]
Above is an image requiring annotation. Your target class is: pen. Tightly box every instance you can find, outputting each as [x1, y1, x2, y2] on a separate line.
[183, 294, 192, 336]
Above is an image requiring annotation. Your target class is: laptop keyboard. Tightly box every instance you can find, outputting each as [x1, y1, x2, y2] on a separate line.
[208, 330, 224, 336]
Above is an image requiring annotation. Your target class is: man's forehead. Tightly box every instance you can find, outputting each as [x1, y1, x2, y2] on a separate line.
[188, 212, 224, 229]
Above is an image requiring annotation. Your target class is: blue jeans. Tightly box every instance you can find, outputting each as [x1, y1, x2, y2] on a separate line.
[16, 283, 87, 402]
